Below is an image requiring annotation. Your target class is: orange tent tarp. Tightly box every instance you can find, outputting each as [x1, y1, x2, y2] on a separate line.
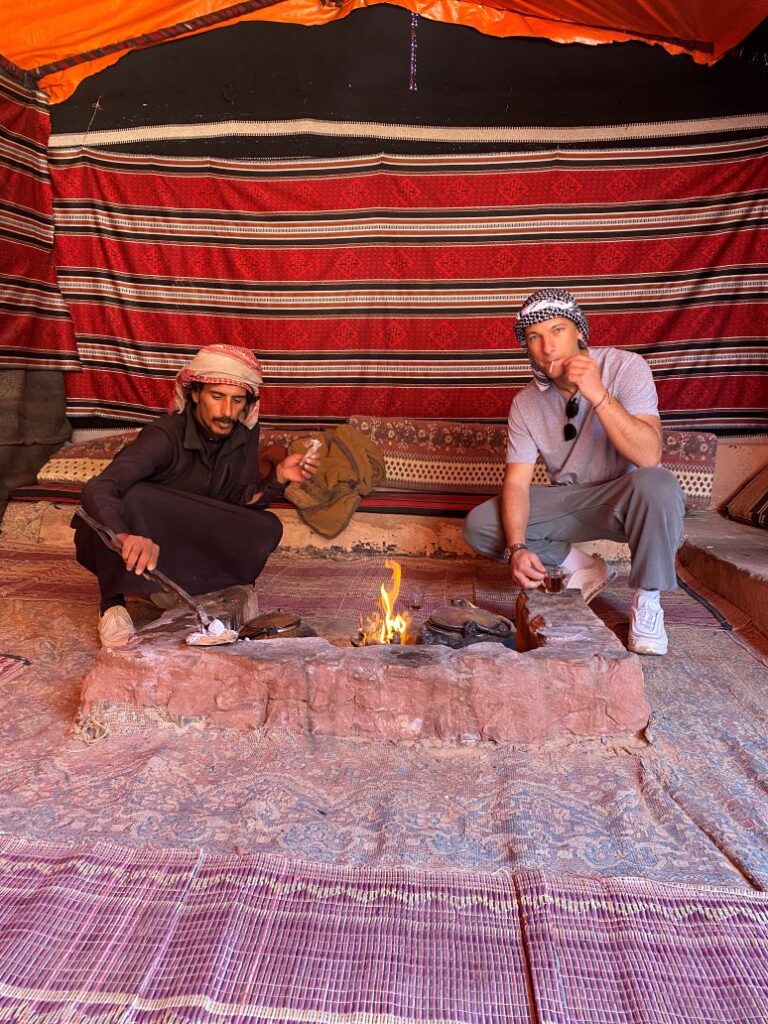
[0, 0, 766, 102]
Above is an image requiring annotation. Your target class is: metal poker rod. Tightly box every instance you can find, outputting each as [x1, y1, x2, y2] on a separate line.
[74, 506, 211, 631]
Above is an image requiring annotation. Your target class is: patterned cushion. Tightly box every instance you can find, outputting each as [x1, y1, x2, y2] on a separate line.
[658, 430, 718, 511]
[346, 417, 508, 494]
[29, 418, 717, 513]
[37, 431, 140, 483]
[726, 463, 768, 528]
[347, 415, 716, 511]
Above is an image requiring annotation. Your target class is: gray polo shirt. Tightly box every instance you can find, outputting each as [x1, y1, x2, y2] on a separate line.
[506, 347, 659, 485]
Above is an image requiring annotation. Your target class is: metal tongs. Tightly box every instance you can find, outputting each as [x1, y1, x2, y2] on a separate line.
[74, 506, 212, 631]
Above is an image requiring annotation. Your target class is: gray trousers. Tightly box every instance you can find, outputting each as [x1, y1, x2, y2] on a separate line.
[463, 466, 685, 592]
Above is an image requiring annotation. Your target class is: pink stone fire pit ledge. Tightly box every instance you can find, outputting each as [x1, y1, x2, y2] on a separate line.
[79, 584, 649, 745]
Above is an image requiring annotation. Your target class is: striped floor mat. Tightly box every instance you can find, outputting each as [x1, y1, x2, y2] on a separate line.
[0, 836, 765, 1023]
[0, 653, 29, 683]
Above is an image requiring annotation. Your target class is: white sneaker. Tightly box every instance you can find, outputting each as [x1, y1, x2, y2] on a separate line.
[98, 606, 135, 648]
[565, 554, 618, 604]
[628, 595, 668, 656]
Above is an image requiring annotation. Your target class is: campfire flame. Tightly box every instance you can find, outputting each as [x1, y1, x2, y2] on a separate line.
[359, 559, 413, 645]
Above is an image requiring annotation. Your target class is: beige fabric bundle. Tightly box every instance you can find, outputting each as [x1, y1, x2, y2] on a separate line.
[285, 425, 386, 538]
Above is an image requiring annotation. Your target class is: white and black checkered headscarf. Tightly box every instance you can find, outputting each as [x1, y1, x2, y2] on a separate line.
[515, 288, 590, 389]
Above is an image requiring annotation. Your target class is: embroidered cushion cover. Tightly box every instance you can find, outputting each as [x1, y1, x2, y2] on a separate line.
[347, 415, 716, 511]
[31, 418, 716, 511]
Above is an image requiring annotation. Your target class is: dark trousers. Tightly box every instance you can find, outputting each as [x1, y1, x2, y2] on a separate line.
[463, 467, 685, 592]
[74, 483, 283, 599]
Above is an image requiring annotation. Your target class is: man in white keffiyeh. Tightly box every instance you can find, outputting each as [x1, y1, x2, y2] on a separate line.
[515, 288, 590, 391]
[464, 288, 685, 656]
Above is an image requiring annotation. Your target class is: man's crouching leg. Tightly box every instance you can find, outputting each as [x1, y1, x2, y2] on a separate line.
[120, 484, 283, 597]
[462, 495, 574, 564]
[463, 496, 507, 562]
[463, 492, 615, 603]
[464, 492, 580, 571]
[72, 516, 137, 647]
[618, 466, 685, 656]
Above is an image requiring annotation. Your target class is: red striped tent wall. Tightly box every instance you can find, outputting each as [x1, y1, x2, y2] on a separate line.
[48, 125, 768, 435]
[0, 64, 78, 370]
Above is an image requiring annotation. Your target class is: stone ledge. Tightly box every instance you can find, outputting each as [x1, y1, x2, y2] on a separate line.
[2, 500, 632, 565]
[79, 586, 649, 745]
[679, 510, 768, 635]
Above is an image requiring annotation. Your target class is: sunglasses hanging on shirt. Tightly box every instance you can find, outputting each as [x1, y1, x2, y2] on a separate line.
[563, 393, 580, 441]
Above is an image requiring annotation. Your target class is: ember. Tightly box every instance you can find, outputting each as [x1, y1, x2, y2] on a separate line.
[358, 560, 414, 645]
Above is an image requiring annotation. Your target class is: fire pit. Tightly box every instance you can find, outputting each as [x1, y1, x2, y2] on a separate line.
[355, 560, 415, 646]
[353, 560, 515, 651]
[78, 569, 650, 746]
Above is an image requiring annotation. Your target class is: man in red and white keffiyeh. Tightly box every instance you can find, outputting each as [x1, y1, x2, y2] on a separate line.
[74, 344, 320, 648]
[172, 344, 264, 430]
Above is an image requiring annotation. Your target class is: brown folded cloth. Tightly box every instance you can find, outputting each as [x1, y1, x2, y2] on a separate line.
[285, 425, 386, 538]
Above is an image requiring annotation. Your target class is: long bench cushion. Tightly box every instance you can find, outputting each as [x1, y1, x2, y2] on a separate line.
[346, 417, 508, 494]
[13, 419, 717, 514]
[347, 415, 717, 511]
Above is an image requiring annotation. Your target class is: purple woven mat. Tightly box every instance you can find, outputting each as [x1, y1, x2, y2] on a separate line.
[0, 838, 529, 1024]
[0, 837, 766, 1023]
[520, 872, 768, 1024]
[0, 653, 29, 683]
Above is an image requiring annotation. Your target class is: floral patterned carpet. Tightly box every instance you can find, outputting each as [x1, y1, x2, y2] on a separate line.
[0, 540, 767, 893]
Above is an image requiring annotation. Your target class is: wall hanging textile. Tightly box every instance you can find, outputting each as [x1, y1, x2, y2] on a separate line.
[48, 117, 768, 435]
[0, 66, 78, 370]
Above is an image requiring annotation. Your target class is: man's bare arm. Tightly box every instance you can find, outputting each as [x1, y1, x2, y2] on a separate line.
[560, 354, 662, 467]
[501, 462, 547, 589]
[594, 403, 662, 467]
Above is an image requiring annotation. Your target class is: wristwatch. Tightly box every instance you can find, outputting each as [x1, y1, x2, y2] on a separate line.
[505, 543, 527, 564]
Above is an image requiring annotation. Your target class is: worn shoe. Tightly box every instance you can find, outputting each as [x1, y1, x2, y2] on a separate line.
[565, 554, 618, 604]
[628, 594, 668, 655]
[98, 606, 135, 648]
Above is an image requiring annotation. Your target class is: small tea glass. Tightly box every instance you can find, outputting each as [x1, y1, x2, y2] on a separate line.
[299, 437, 322, 468]
[541, 566, 566, 594]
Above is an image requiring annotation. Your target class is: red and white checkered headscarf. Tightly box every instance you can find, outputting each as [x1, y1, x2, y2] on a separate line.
[172, 345, 263, 429]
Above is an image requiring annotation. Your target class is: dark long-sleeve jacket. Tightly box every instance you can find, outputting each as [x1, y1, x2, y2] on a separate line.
[81, 405, 285, 536]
